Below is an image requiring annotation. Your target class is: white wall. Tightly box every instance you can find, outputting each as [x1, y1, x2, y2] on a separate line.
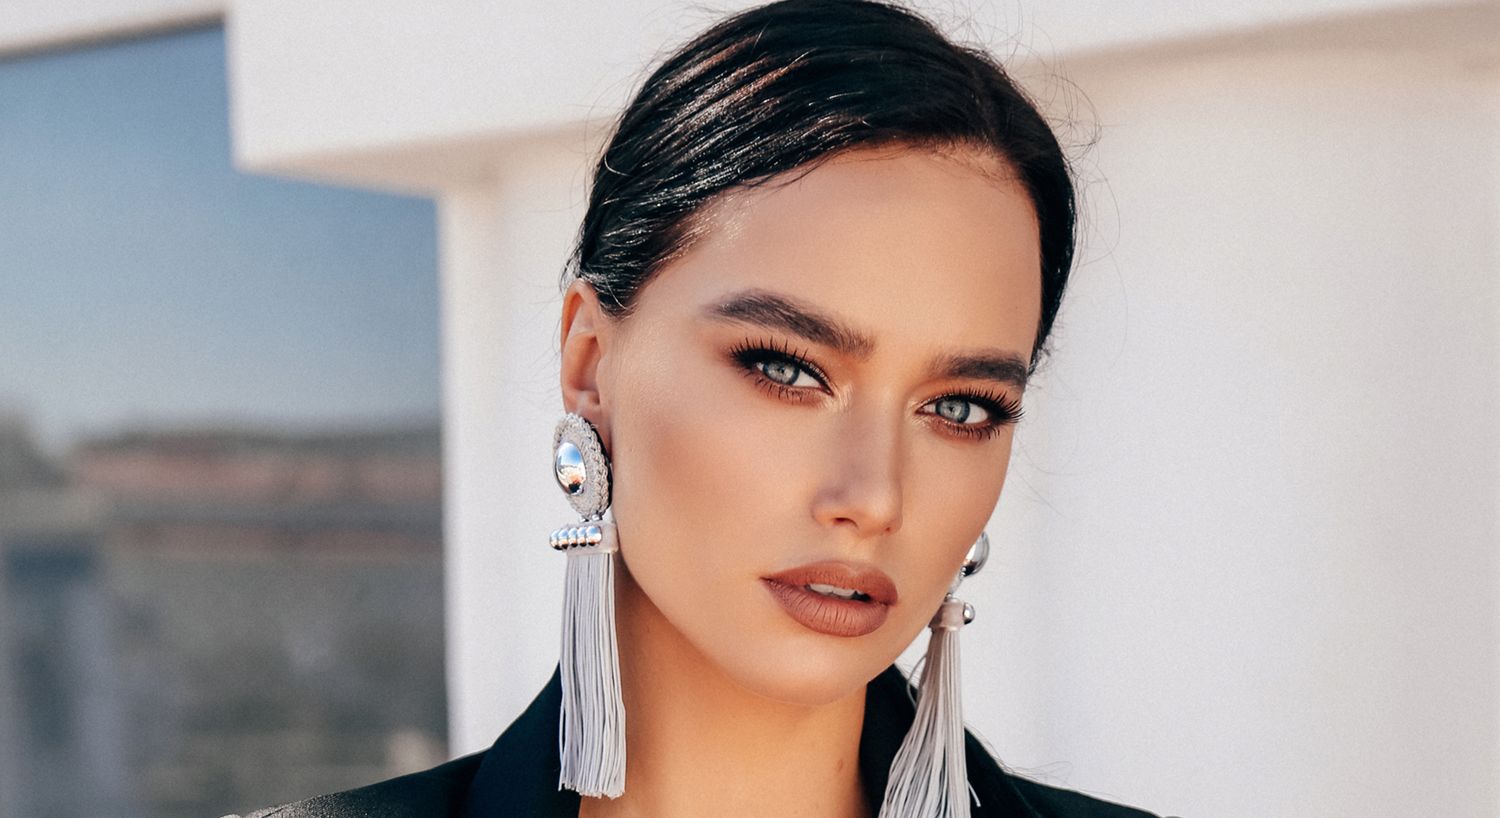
[434, 133, 597, 758]
[210, 0, 1482, 189]
[995, 40, 1499, 817]
[0, 0, 219, 56]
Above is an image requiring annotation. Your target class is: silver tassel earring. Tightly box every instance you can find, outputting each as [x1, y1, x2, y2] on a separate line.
[879, 531, 990, 818]
[548, 412, 626, 798]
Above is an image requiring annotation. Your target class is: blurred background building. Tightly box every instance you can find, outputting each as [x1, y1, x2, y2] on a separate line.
[0, 416, 445, 817]
[1, 2, 1496, 818]
[1, 22, 444, 818]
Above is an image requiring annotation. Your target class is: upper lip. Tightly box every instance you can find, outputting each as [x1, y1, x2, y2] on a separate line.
[762, 561, 899, 606]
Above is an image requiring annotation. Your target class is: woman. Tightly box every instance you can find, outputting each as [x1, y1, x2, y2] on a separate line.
[229, 0, 1171, 816]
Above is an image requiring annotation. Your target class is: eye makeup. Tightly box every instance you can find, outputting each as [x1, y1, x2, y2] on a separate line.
[725, 336, 1023, 441]
[728, 337, 829, 404]
[919, 386, 1024, 440]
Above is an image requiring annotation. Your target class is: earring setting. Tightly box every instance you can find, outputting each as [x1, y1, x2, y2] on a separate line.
[550, 412, 625, 798]
[879, 531, 990, 818]
[552, 413, 610, 521]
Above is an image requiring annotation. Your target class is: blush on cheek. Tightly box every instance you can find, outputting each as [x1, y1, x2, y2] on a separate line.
[608, 362, 754, 589]
[667, 401, 774, 524]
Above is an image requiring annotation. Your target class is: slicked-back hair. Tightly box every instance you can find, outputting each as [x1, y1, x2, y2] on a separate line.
[564, 0, 1077, 372]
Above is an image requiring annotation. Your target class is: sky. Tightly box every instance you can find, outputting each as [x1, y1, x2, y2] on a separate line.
[0, 25, 441, 456]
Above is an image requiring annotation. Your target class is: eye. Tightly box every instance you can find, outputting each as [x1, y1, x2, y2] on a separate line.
[930, 396, 989, 425]
[757, 356, 821, 389]
[727, 338, 830, 401]
[726, 337, 1023, 441]
[919, 390, 1024, 441]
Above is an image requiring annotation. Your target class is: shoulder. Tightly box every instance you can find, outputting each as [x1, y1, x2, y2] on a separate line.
[219, 751, 485, 818]
[1004, 773, 1172, 818]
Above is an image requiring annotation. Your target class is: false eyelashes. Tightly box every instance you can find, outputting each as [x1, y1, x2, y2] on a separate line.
[725, 336, 1023, 441]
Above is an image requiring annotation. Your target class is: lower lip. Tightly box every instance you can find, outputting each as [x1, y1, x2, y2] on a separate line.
[761, 579, 890, 637]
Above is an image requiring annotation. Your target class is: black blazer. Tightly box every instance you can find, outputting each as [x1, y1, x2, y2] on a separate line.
[228, 664, 1167, 817]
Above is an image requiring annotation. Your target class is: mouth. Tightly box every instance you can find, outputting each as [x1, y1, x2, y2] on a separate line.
[761, 561, 898, 638]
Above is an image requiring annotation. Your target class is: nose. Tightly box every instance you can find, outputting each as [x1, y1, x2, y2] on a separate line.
[810, 405, 905, 537]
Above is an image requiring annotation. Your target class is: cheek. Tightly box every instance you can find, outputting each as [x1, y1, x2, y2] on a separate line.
[606, 349, 793, 606]
[888, 436, 1014, 625]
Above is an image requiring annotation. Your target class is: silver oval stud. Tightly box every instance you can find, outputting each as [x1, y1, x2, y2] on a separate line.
[555, 441, 586, 495]
[962, 602, 976, 625]
[553, 413, 611, 519]
[962, 531, 990, 578]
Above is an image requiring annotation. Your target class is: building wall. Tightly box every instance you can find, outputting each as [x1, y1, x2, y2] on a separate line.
[0, 0, 218, 56]
[216, 0, 1479, 185]
[0, 426, 448, 817]
[1002, 38, 1499, 817]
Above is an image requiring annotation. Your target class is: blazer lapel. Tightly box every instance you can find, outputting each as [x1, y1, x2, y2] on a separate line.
[460, 666, 580, 818]
[460, 663, 1032, 817]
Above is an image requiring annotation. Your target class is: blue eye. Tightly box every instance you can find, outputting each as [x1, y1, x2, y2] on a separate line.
[757, 357, 820, 388]
[726, 337, 1023, 441]
[921, 391, 1023, 440]
[931, 396, 990, 425]
[728, 338, 830, 397]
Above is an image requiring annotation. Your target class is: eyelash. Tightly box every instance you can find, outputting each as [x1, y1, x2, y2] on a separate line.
[726, 338, 1024, 441]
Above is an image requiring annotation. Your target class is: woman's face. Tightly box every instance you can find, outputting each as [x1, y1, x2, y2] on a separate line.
[560, 143, 1042, 706]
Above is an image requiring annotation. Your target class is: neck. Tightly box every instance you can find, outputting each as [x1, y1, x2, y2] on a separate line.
[578, 560, 871, 818]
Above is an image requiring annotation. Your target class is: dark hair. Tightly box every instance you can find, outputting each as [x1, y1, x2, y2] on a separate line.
[564, 0, 1077, 372]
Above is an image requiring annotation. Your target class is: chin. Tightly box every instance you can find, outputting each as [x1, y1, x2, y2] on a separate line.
[698, 623, 901, 708]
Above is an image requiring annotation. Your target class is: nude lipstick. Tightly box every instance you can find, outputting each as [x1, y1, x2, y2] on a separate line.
[761, 561, 898, 637]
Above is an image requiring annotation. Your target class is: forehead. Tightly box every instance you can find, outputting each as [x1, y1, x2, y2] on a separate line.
[638, 145, 1042, 358]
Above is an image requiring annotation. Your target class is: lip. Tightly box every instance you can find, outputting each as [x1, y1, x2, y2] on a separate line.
[761, 561, 898, 638]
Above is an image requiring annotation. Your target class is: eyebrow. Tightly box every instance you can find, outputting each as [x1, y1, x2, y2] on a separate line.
[702, 288, 1031, 390]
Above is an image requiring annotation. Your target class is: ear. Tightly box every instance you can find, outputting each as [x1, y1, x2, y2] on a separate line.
[559, 279, 615, 451]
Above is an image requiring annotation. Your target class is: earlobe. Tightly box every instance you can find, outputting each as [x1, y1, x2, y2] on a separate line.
[559, 279, 612, 448]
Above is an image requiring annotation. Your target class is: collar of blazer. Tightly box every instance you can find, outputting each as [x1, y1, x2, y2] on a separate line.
[459, 662, 1038, 818]
[228, 663, 1167, 818]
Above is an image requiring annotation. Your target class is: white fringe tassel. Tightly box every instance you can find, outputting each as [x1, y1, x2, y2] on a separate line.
[557, 525, 626, 798]
[879, 596, 970, 818]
